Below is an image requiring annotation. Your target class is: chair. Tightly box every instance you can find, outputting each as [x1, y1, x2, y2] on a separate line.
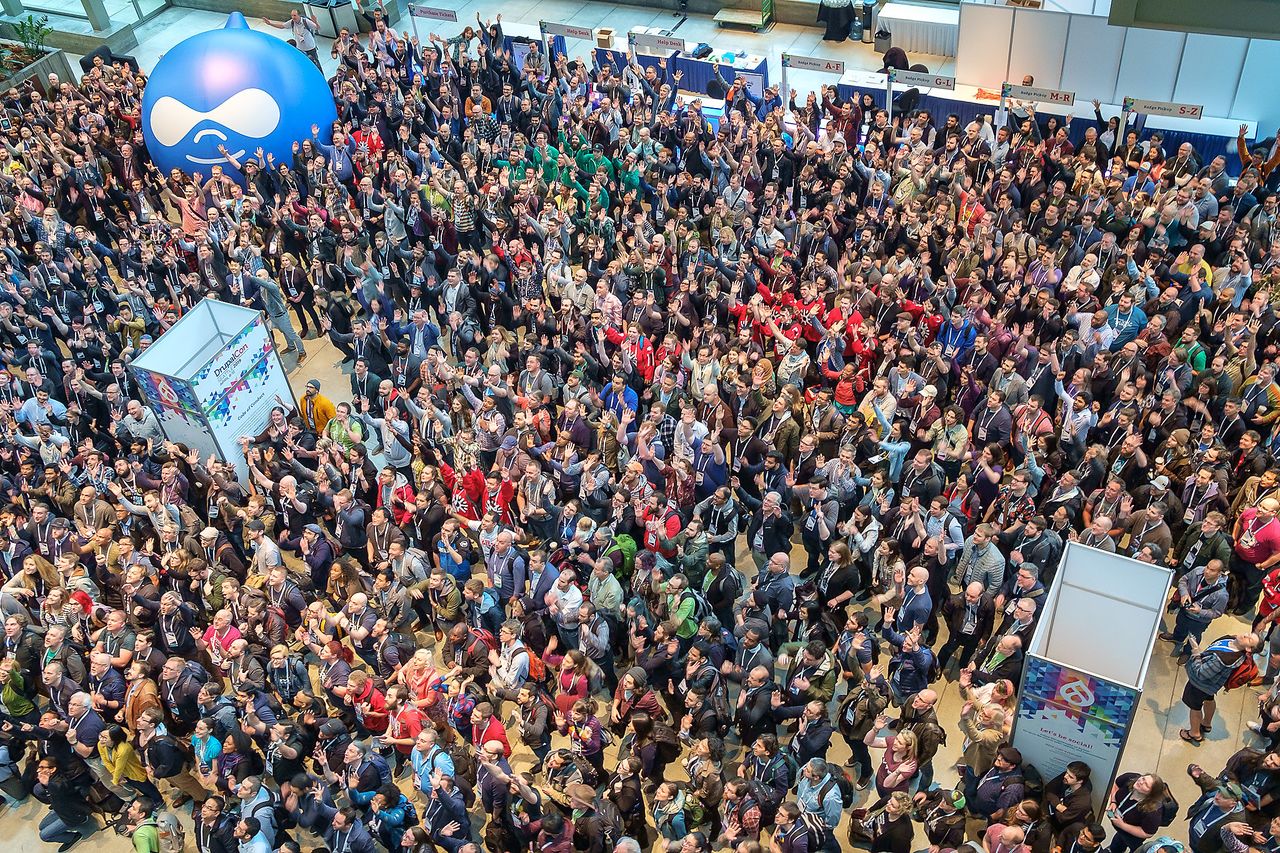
[893, 87, 921, 115]
[78, 45, 139, 75]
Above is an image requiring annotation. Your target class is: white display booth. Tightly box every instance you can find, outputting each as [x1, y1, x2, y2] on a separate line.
[1011, 542, 1170, 812]
[129, 299, 296, 484]
[955, 0, 1277, 132]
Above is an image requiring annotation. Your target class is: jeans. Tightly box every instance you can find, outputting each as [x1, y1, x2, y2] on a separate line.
[937, 633, 980, 670]
[1171, 609, 1211, 655]
[269, 311, 306, 354]
[845, 738, 873, 780]
[39, 812, 86, 844]
[126, 778, 164, 804]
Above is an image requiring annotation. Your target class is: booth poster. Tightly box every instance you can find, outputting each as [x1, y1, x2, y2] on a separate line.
[130, 300, 296, 485]
[1012, 655, 1140, 811]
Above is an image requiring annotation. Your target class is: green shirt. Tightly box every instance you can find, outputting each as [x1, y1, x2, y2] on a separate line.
[132, 819, 160, 853]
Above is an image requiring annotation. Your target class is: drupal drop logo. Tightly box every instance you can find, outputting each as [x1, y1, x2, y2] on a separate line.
[141, 12, 338, 181]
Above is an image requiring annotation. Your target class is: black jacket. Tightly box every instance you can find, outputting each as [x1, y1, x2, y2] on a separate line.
[140, 733, 189, 778]
[32, 772, 93, 826]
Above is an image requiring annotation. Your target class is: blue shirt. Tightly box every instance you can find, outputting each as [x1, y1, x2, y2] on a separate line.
[797, 772, 842, 829]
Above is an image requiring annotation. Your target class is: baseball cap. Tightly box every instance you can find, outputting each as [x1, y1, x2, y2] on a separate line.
[1151, 475, 1170, 490]
[946, 789, 966, 809]
[1217, 782, 1245, 801]
[319, 718, 346, 737]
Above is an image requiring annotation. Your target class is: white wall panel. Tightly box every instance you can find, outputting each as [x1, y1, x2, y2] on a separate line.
[1008, 8, 1070, 90]
[1172, 33, 1246, 114]
[1060, 14, 1126, 102]
[1115, 27, 1185, 102]
[1232, 39, 1280, 131]
[955, 3, 1013, 88]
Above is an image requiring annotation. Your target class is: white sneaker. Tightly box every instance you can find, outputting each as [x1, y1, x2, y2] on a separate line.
[1248, 721, 1264, 734]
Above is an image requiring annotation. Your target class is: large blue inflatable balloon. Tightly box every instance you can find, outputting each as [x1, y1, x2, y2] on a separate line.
[141, 11, 337, 181]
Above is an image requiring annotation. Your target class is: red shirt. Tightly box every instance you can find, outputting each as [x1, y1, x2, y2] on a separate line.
[1236, 508, 1280, 564]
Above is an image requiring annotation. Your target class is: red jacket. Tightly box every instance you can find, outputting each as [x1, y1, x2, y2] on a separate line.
[349, 677, 388, 733]
[606, 328, 656, 383]
[471, 713, 511, 756]
[375, 474, 416, 526]
[641, 503, 683, 558]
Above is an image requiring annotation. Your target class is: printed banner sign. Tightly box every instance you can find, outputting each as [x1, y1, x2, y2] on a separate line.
[890, 68, 956, 90]
[629, 31, 685, 53]
[541, 21, 593, 39]
[1002, 82, 1075, 106]
[782, 53, 845, 74]
[1122, 97, 1203, 119]
[408, 5, 457, 21]
[1013, 656, 1139, 811]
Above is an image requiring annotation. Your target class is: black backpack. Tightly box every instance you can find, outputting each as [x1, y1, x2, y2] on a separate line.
[593, 798, 626, 849]
[1158, 792, 1181, 828]
[682, 588, 712, 623]
[747, 780, 780, 825]
[651, 723, 682, 763]
[183, 660, 211, 684]
[819, 768, 858, 809]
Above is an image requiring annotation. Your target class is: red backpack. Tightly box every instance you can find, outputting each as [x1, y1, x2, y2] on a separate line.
[1225, 655, 1259, 690]
[523, 647, 547, 683]
[469, 628, 499, 653]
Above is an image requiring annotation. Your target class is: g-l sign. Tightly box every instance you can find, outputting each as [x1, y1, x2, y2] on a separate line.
[889, 68, 956, 90]
[1002, 82, 1075, 106]
[781, 53, 845, 74]
[408, 4, 457, 21]
[541, 21, 593, 39]
[1122, 97, 1204, 120]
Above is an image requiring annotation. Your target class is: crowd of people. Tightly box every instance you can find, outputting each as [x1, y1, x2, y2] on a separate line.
[0, 6, 1276, 853]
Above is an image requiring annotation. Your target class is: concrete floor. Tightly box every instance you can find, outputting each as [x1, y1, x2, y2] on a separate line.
[6, 0, 1251, 848]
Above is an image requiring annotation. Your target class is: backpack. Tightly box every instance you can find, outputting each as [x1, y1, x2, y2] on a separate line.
[747, 780, 780, 825]
[682, 588, 713, 624]
[469, 627, 499, 653]
[1158, 792, 1181, 828]
[155, 811, 187, 853]
[365, 753, 392, 787]
[683, 791, 708, 829]
[593, 798, 626, 849]
[427, 745, 475, 807]
[1225, 655, 1259, 690]
[800, 810, 830, 848]
[518, 646, 547, 684]
[651, 723, 682, 763]
[604, 533, 638, 580]
[183, 660, 211, 684]
[399, 796, 419, 827]
[699, 666, 732, 735]
[386, 633, 418, 673]
[1020, 762, 1044, 802]
[779, 750, 801, 789]
[819, 767, 858, 809]
[446, 741, 475, 781]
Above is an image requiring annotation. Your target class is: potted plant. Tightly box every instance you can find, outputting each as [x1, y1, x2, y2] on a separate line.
[0, 14, 74, 90]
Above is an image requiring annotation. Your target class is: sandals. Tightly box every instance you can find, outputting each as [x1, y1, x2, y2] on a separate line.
[1179, 728, 1204, 745]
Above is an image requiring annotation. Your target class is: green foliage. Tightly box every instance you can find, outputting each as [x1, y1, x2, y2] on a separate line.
[12, 14, 51, 54]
